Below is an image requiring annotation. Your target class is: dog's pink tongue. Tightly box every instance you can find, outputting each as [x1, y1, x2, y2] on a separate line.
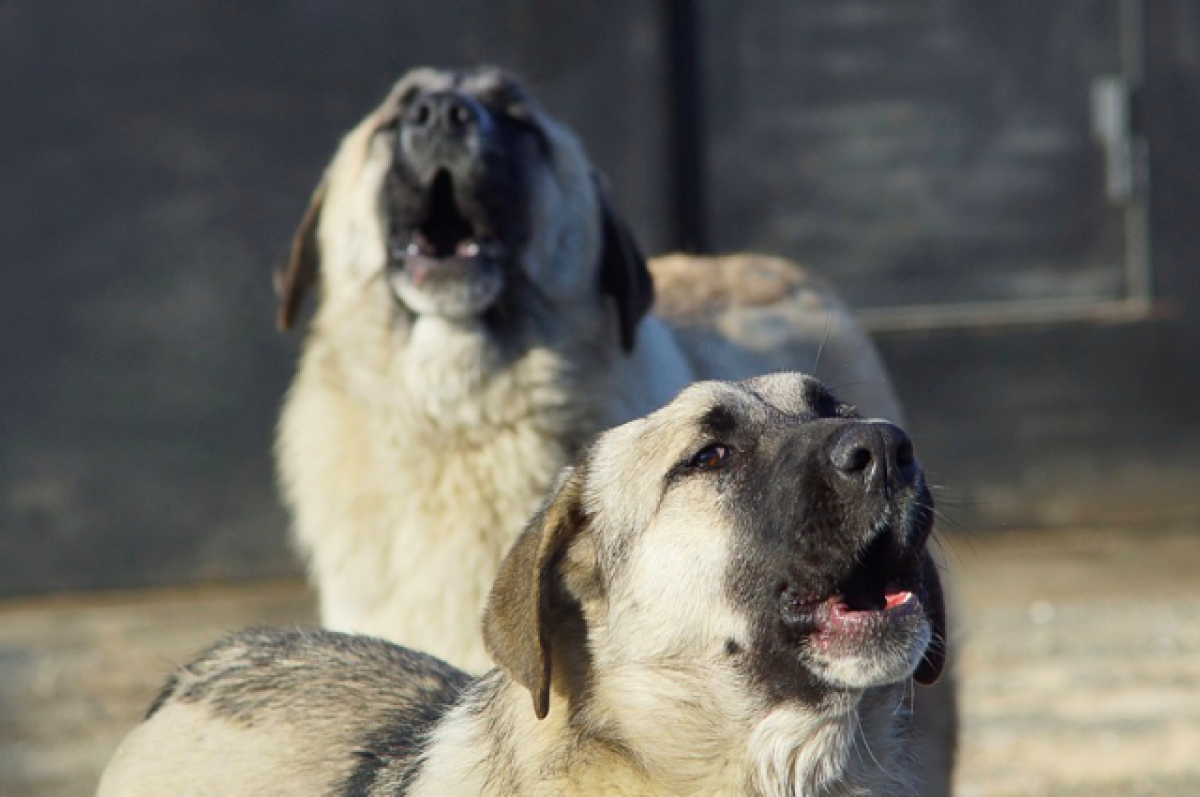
[826, 590, 915, 624]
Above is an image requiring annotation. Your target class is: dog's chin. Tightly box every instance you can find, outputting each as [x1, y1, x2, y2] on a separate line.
[388, 255, 504, 319]
[802, 596, 933, 690]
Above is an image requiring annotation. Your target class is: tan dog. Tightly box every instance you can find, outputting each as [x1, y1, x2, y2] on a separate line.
[100, 374, 946, 797]
[274, 67, 953, 790]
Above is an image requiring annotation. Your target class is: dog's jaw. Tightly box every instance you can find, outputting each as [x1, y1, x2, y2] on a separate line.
[386, 168, 513, 320]
[804, 606, 934, 692]
[781, 542, 937, 692]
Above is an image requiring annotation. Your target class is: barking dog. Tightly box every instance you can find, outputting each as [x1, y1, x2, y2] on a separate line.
[275, 65, 903, 669]
[273, 67, 954, 791]
[99, 374, 946, 797]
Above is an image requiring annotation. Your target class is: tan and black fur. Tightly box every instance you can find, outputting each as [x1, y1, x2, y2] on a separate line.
[99, 374, 946, 797]
[273, 67, 954, 790]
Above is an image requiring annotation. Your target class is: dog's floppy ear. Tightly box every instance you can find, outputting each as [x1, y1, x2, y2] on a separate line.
[274, 178, 327, 332]
[483, 465, 588, 720]
[594, 178, 653, 353]
[914, 548, 948, 686]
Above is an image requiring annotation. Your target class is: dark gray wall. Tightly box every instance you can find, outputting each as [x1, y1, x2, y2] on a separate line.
[2, 1, 1198, 595]
[692, 0, 1200, 531]
[701, 0, 1130, 309]
[852, 1, 1200, 532]
[0, 1, 667, 594]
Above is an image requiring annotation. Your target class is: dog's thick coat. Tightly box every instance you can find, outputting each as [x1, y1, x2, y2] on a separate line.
[276, 66, 902, 666]
[274, 68, 953, 790]
[100, 374, 946, 797]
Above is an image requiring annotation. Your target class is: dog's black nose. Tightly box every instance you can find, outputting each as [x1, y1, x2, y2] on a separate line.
[829, 422, 917, 498]
[406, 91, 484, 138]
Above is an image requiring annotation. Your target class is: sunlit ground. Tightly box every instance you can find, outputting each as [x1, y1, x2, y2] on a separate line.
[1, 524, 1197, 796]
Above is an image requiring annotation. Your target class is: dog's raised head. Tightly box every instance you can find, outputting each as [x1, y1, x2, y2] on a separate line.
[276, 66, 651, 352]
[484, 371, 944, 788]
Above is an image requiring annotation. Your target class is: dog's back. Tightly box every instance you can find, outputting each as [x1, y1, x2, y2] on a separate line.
[97, 629, 469, 797]
[652, 253, 905, 424]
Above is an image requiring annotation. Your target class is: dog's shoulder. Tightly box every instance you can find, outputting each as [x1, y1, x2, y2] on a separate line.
[101, 629, 472, 797]
[650, 253, 841, 323]
[648, 253, 903, 421]
[151, 627, 470, 722]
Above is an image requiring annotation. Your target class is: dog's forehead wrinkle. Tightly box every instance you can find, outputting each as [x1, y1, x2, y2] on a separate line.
[738, 371, 848, 419]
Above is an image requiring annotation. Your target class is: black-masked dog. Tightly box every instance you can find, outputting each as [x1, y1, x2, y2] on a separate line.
[273, 67, 953, 791]
[99, 373, 945, 797]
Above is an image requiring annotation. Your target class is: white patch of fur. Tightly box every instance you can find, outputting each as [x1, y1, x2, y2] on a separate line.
[280, 82, 696, 671]
[747, 700, 914, 797]
[97, 702, 354, 797]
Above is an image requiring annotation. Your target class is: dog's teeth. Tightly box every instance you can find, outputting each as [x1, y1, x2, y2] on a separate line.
[406, 242, 423, 257]
[458, 241, 480, 257]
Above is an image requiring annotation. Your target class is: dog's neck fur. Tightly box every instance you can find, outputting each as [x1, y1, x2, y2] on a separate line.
[405, 671, 913, 797]
[282, 287, 641, 671]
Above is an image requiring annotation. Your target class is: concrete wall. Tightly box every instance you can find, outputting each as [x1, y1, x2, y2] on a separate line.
[2, 1, 1198, 594]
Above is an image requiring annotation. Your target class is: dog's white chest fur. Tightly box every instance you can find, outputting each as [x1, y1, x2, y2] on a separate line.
[280, 313, 682, 670]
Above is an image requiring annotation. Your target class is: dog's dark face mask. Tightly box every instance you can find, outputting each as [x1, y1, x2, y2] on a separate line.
[483, 373, 946, 722]
[712, 375, 945, 705]
[382, 70, 545, 321]
[275, 67, 654, 353]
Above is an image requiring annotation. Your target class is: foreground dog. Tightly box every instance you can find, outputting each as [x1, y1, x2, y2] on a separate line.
[99, 374, 946, 797]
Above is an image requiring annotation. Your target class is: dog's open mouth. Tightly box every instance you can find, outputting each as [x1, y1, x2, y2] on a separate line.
[394, 169, 508, 270]
[388, 169, 508, 316]
[780, 531, 925, 651]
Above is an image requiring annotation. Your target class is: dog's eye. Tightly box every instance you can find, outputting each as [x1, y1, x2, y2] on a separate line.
[689, 444, 730, 471]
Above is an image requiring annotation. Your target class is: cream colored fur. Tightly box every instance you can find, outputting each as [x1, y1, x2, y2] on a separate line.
[280, 73, 898, 670]
[277, 68, 954, 794]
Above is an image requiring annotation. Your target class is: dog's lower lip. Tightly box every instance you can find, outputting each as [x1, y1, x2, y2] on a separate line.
[810, 589, 921, 641]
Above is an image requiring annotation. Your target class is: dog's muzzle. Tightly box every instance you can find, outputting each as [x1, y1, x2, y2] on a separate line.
[387, 90, 509, 319]
[776, 421, 938, 688]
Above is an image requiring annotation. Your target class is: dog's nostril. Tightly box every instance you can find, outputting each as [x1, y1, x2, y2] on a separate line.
[451, 103, 473, 127]
[407, 93, 478, 134]
[411, 100, 433, 127]
[839, 446, 873, 474]
[831, 427, 878, 476]
[829, 423, 916, 489]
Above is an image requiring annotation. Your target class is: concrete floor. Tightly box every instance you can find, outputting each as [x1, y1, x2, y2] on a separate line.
[1, 524, 1198, 796]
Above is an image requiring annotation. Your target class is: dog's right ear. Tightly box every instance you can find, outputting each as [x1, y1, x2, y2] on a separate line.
[274, 178, 327, 332]
[482, 465, 588, 720]
[594, 177, 654, 354]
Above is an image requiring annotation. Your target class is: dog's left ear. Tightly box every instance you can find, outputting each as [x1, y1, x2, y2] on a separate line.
[914, 548, 948, 686]
[594, 179, 654, 353]
[483, 466, 588, 720]
[273, 178, 327, 332]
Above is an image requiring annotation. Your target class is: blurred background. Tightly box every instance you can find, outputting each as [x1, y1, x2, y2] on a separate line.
[2, 1, 1199, 795]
